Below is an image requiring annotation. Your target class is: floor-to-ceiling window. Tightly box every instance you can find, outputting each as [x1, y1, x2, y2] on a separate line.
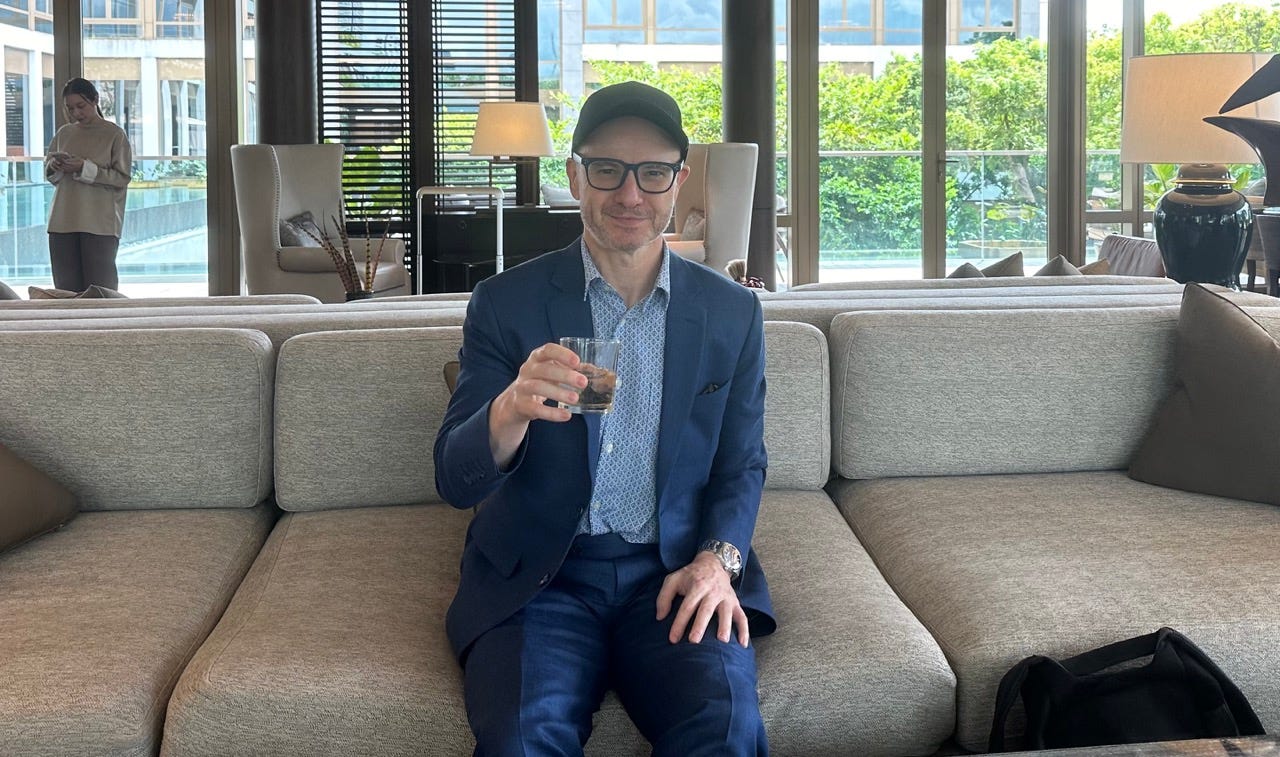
[1083, 0, 1276, 265]
[0, 0, 249, 296]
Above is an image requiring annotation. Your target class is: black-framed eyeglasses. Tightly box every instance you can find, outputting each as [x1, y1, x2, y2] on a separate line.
[572, 153, 683, 194]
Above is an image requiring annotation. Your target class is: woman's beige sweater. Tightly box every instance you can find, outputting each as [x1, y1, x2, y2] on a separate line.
[44, 120, 132, 238]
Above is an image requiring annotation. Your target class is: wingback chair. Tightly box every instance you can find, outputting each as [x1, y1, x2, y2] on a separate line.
[665, 142, 759, 277]
[230, 143, 409, 302]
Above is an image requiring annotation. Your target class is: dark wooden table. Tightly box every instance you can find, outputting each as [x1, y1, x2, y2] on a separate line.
[1000, 736, 1280, 756]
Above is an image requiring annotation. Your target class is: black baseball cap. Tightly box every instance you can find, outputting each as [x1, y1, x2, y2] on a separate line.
[570, 81, 689, 161]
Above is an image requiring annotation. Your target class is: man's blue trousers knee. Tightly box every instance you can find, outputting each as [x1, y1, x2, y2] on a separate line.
[463, 534, 767, 756]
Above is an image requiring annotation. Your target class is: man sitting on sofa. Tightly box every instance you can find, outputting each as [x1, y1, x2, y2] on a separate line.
[434, 81, 776, 755]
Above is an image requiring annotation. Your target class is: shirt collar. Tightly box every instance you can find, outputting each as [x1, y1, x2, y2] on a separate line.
[579, 238, 671, 304]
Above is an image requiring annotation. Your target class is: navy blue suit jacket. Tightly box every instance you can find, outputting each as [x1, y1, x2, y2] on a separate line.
[434, 243, 775, 661]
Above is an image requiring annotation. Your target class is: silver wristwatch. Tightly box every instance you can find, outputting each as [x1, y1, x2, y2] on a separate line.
[699, 539, 743, 581]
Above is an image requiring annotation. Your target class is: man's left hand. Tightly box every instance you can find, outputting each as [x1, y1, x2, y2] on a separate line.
[656, 551, 749, 648]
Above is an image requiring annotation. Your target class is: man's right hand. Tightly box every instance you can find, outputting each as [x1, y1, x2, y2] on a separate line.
[487, 342, 587, 469]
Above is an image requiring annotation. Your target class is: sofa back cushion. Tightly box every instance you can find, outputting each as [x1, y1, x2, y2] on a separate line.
[830, 307, 1185, 479]
[0, 328, 274, 510]
[274, 327, 463, 511]
[762, 321, 829, 490]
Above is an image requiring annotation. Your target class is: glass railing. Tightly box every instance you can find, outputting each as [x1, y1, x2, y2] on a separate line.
[0, 156, 208, 291]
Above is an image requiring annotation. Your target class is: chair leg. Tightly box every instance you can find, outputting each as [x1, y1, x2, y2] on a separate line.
[1247, 259, 1257, 292]
[1269, 268, 1280, 298]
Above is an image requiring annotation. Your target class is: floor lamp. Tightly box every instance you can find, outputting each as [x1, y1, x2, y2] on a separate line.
[1120, 53, 1279, 288]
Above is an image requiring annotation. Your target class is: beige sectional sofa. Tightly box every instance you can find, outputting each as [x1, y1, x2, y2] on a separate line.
[2, 277, 1279, 756]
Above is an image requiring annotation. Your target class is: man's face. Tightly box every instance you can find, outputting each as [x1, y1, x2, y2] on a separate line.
[567, 116, 688, 257]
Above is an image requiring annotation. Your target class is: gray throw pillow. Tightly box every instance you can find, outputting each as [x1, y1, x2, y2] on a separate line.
[279, 211, 326, 248]
[1128, 284, 1280, 505]
[0, 442, 78, 554]
[1035, 255, 1083, 276]
[947, 262, 984, 278]
[0, 279, 17, 300]
[981, 251, 1024, 277]
[680, 208, 707, 241]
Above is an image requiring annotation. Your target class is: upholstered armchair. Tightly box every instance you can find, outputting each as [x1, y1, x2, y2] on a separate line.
[665, 142, 759, 277]
[230, 143, 409, 302]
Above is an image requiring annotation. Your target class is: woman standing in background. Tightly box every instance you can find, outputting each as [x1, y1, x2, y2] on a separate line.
[44, 77, 132, 292]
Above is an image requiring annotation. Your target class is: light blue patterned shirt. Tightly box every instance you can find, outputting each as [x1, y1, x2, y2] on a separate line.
[576, 240, 670, 544]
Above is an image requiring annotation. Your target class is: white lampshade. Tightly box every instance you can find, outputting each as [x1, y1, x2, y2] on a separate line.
[469, 101, 555, 159]
[1120, 53, 1280, 165]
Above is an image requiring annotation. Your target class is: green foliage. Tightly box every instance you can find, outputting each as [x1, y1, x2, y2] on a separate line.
[536, 3, 1280, 256]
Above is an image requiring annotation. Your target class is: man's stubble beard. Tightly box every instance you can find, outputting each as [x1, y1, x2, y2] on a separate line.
[583, 202, 675, 256]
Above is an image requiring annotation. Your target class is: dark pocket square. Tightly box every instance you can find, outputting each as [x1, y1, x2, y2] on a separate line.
[698, 382, 722, 395]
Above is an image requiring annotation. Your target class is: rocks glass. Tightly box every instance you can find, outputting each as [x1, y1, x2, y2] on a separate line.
[558, 337, 621, 414]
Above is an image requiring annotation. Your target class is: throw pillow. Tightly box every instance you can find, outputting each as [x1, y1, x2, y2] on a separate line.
[1079, 258, 1111, 275]
[680, 208, 707, 241]
[947, 262, 984, 278]
[0, 279, 17, 300]
[0, 441, 78, 554]
[279, 211, 326, 248]
[28, 286, 79, 299]
[77, 285, 127, 299]
[541, 184, 578, 208]
[1035, 255, 1083, 276]
[981, 251, 1025, 277]
[1128, 284, 1280, 505]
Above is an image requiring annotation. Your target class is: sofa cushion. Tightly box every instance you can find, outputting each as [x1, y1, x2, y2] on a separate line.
[0, 294, 323, 310]
[274, 327, 463, 511]
[788, 274, 1177, 292]
[0, 328, 274, 511]
[161, 505, 480, 757]
[828, 306, 1188, 478]
[762, 321, 829, 490]
[0, 441, 77, 554]
[0, 279, 17, 299]
[0, 308, 469, 349]
[829, 470, 1280, 751]
[163, 495, 956, 757]
[1129, 284, 1280, 505]
[0, 505, 273, 755]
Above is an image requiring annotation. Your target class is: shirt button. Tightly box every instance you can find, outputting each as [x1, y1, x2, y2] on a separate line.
[591, 501, 600, 511]
[604, 443, 614, 454]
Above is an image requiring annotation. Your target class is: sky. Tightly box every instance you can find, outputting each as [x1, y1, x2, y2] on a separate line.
[1089, 0, 1280, 32]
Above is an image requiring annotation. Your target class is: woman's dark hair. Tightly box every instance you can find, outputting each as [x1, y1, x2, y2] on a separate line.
[61, 77, 103, 117]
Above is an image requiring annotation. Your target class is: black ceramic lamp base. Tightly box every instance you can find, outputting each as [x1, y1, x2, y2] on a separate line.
[1153, 164, 1253, 289]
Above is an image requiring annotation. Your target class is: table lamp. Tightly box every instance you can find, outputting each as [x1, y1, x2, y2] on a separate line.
[1119, 53, 1279, 287]
[469, 101, 555, 205]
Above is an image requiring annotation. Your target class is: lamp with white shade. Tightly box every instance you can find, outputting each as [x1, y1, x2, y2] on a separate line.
[1120, 52, 1280, 287]
[469, 101, 555, 205]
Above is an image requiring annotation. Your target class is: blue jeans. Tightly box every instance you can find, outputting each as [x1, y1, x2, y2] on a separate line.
[463, 533, 767, 756]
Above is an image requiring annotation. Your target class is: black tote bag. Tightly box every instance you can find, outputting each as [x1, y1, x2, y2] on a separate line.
[989, 627, 1264, 752]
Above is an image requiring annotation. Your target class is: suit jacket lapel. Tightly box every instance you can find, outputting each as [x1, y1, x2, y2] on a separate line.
[544, 245, 601, 480]
[656, 255, 707, 506]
